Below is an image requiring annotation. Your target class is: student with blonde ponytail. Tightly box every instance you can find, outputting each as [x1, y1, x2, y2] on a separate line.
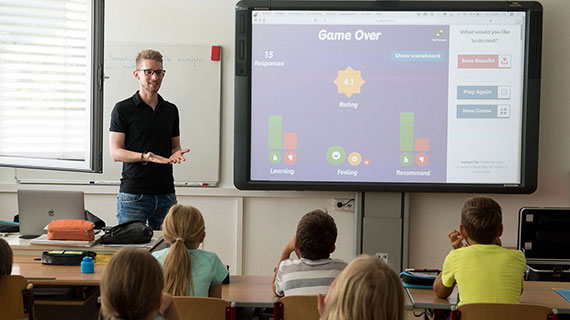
[153, 204, 228, 297]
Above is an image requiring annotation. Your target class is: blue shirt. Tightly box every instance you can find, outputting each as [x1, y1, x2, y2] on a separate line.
[152, 248, 228, 297]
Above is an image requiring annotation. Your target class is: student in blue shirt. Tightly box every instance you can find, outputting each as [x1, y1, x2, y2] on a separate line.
[153, 204, 228, 297]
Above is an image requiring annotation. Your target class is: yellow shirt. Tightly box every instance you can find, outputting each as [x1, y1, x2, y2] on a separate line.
[441, 244, 525, 306]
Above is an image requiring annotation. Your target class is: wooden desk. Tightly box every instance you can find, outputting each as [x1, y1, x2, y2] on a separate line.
[12, 256, 103, 286]
[406, 281, 570, 314]
[222, 275, 275, 307]
[13, 256, 275, 308]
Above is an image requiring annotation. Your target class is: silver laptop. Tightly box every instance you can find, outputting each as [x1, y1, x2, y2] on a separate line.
[17, 190, 86, 238]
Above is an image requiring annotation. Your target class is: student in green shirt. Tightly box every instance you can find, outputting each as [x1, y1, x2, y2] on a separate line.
[433, 196, 526, 306]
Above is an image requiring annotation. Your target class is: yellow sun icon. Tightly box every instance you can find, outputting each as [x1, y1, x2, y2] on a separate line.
[334, 66, 365, 98]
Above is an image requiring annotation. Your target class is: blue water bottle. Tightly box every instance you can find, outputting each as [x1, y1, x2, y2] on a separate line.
[81, 256, 94, 274]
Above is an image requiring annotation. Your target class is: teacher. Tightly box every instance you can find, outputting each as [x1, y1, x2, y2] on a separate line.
[109, 49, 189, 230]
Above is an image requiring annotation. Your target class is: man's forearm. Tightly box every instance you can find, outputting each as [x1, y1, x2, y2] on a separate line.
[110, 147, 146, 163]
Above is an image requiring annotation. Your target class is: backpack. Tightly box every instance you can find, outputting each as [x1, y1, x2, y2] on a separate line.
[98, 220, 153, 244]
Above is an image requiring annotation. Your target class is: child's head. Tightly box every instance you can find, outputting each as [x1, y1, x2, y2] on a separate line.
[0, 238, 13, 277]
[161, 204, 206, 296]
[100, 247, 163, 320]
[296, 209, 337, 260]
[461, 196, 503, 244]
[320, 254, 404, 320]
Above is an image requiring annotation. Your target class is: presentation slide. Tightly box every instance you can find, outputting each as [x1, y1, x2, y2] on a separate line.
[249, 11, 525, 184]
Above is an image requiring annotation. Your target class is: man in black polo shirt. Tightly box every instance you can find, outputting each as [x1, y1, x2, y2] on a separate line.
[109, 49, 189, 230]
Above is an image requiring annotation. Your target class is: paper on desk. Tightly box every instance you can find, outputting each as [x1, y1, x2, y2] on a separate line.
[554, 288, 570, 302]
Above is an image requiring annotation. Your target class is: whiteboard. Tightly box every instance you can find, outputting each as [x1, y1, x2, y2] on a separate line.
[15, 44, 221, 186]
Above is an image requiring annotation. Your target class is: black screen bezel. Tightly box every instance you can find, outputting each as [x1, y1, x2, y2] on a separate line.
[234, 0, 542, 193]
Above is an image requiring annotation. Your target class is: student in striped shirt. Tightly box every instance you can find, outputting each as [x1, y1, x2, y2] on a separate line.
[273, 209, 347, 296]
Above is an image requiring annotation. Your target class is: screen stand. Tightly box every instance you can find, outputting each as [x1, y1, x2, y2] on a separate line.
[360, 192, 409, 271]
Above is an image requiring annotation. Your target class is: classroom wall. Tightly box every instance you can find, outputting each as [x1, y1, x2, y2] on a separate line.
[0, 0, 569, 274]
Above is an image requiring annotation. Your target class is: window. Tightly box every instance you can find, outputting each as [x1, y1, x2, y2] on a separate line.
[0, 0, 103, 172]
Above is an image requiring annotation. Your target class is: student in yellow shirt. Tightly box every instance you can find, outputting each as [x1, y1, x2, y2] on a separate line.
[433, 196, 526, 306]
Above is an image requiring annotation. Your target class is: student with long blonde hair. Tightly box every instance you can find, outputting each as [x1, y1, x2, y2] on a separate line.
[153, 204, 228, 297]
[100, 247, 180, 320]
[318, 254, 404, 320]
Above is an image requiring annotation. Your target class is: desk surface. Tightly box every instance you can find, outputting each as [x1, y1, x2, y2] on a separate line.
[13, 256, 103, 286]
[222, 275, 275, 307]
[4, 232, 164, 256]
[407, 281, 570, 314]
[13, 256, 275, 307]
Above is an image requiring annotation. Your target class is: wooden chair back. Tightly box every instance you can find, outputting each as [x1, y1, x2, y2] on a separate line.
[172, 296, 234, 320]
[456, 302, 555, 320]
[277, 295, 320, 320]
[0, 275, 34, 320]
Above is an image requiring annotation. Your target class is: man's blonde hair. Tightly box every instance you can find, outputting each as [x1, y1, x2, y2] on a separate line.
[136, 49, 163, 68]
[161, 204, 206, 296]
[321, 254, 404, 320]
[100, 247, 163, 320]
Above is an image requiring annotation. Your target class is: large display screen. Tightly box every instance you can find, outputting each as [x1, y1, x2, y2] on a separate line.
[234, 1, 542, 193]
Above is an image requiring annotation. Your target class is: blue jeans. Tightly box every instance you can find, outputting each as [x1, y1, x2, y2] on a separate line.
[116, 193, 177, 230]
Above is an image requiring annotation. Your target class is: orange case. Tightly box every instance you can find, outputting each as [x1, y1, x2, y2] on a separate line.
[47, 219, 95, 241]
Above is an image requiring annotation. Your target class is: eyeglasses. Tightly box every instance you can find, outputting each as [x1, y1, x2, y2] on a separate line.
[138, 69, 166, 76]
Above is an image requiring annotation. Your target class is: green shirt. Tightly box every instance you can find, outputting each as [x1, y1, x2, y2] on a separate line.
[152, 248, 228, 297]
[441, 244, 525, 306]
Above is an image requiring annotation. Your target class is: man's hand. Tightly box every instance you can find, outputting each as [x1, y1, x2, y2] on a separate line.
[169, 148, 190, 164]
[144, 152, 172, 164]
[448, 230, 466, 249]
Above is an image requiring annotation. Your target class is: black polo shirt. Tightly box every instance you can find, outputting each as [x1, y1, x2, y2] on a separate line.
[110, 91, 180, 194]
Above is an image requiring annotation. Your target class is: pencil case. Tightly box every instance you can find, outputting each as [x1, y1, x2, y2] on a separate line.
[41, 250, 96, 266]
[400, 271, 438, 289]
[47, 219, 95, 241]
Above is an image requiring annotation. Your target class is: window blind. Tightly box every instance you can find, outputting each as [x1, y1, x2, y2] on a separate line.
[0, 0, 103, 171]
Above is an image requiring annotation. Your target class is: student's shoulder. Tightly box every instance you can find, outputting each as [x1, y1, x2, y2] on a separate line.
[301, 258, 347, 269]
[500, 247, 526, 262]
[327, 258, 348, 268]
[192, 249, 223, 263]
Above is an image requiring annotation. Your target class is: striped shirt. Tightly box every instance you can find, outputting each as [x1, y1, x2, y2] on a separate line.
[275, 258, 347, 296]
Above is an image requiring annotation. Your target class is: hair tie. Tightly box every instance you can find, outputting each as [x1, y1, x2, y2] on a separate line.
[175, 238, 184, 242]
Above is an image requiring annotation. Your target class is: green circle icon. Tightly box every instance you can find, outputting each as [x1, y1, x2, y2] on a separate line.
[400, 153, 413, 166]
[326, 146, 347, 166]
[269, 151, 282, 164]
